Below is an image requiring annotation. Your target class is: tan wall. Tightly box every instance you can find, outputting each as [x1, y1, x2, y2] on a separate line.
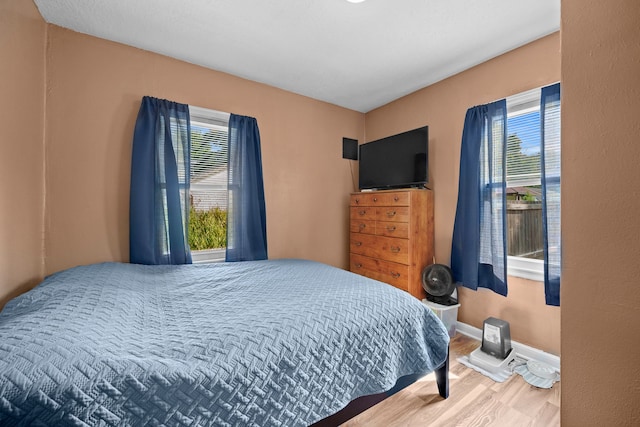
[44, 26, 364, 275]
[365, 33, 561, 355]
[561, 0, 640, 424]
[0, 0, 46, 308]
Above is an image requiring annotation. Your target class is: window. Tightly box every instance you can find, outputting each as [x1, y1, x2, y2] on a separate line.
[188, 106, 230, 263]
[506, 89, 544, 281]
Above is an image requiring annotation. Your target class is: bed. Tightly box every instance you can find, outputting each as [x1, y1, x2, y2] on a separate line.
[0, 259, 449, 426]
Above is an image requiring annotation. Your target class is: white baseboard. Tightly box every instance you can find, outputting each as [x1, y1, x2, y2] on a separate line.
[456, 321, 560, 373]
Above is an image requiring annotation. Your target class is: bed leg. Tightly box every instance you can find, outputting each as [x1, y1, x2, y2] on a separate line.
[435, 346, 449, 399]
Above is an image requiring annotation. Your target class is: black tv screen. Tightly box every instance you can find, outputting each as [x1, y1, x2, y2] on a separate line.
[358, 126, 428, 190]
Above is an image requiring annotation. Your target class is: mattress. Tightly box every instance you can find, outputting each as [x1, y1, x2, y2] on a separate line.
[0, 259, 449, 426]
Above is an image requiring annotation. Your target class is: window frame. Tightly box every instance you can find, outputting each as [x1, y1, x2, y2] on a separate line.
[188, 106, 230, 264]
[505, 89, 544, 282]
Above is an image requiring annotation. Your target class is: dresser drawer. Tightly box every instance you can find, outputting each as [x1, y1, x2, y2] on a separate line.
[350, 219, 375, 235]
[375, 206, 410, 223]
[350, 254, 409, 291]
[376, 221, 409, 238]
[350, 191, 410, 207]
[350, 193, 375, 206]
[350, 206, 376, 221]
[370, 191, 410, 206]
[350, 233, 409, 264]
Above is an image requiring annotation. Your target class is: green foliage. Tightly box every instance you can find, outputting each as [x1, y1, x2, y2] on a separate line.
[188, 206, 227, 250]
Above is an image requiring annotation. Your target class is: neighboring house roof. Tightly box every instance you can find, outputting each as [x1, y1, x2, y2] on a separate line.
[190, 167, 228, 210]
[191, 163, 226, 182]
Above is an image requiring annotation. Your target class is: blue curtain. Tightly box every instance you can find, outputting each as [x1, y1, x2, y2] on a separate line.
[130, 96, 192, 265]
[226, 114, 268, 262]
[451, 100, 508, 296]
[541, 83, 561, 306]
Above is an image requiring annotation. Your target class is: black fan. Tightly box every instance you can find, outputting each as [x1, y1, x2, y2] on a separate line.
[422, 264, 458, 306]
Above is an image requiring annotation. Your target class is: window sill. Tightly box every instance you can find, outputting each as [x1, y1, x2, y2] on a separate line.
[192, 248, 226, 264]
[507, 256, 544, 282]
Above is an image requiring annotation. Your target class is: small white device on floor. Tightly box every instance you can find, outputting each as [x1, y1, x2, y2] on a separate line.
[459, 317, 560, 387]
[468, 346, 516, 374]
[468, 317, 515, 373]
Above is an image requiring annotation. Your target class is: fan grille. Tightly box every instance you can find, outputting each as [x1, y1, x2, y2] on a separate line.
[422, 264, 454, 297]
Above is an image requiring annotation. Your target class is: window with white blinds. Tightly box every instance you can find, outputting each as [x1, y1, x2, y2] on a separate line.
[188, 106, 230, 262]
[507, 88, 541, 188]
[506, 88, 544, 278]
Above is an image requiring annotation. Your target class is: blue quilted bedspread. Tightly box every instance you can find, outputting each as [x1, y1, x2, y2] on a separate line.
[0, 259, 449, 426]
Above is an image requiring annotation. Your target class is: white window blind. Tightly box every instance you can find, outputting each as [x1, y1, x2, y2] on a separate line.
[542, 94, 561, 181]
[189, 107, 230, 213]
[506, 88, 541, 187]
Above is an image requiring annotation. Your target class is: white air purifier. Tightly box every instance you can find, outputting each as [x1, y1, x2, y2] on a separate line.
[468, 317, 515, 373]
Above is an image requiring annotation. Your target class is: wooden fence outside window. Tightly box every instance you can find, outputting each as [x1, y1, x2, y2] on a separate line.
[507, 201, 543, 259]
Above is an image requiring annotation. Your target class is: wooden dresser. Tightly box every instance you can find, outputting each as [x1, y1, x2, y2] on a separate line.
[349, 188, 434, 299]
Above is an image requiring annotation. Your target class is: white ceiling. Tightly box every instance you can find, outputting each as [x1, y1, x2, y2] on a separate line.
[33, 0, 560, 113]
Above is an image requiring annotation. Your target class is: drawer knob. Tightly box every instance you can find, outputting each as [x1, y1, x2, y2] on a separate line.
[358, 210, 366, 216]
[394, 196, 399, 202]
[355, 263, 362, 268]
[355, 241, 362, 247]
[373, 197, 378, 202]
[390, 246, 401, 253]
[386, 225, 396, 232]
[390, 271, 401, 279]
[355, 198, 360, 204]
[359, 223, 366, 230]
[386, 210, 396, 218]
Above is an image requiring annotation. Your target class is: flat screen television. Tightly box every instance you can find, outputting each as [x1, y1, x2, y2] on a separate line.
[358, 126, 429, 190]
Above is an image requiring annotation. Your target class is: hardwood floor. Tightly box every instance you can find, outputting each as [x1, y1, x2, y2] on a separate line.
[343, 334, 560, 427]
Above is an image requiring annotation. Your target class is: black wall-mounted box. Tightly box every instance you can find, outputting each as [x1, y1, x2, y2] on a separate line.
[342, 137, 358, 160]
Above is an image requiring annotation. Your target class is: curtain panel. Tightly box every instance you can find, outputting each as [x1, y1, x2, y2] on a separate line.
[541, 83, 561, 306]
[225, 114, 268, 262]
[130, 96, 192, 265]
[451, 100, 508, 296]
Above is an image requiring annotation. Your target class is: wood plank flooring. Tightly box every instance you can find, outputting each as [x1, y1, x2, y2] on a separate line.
[343, 334, 560, 427]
